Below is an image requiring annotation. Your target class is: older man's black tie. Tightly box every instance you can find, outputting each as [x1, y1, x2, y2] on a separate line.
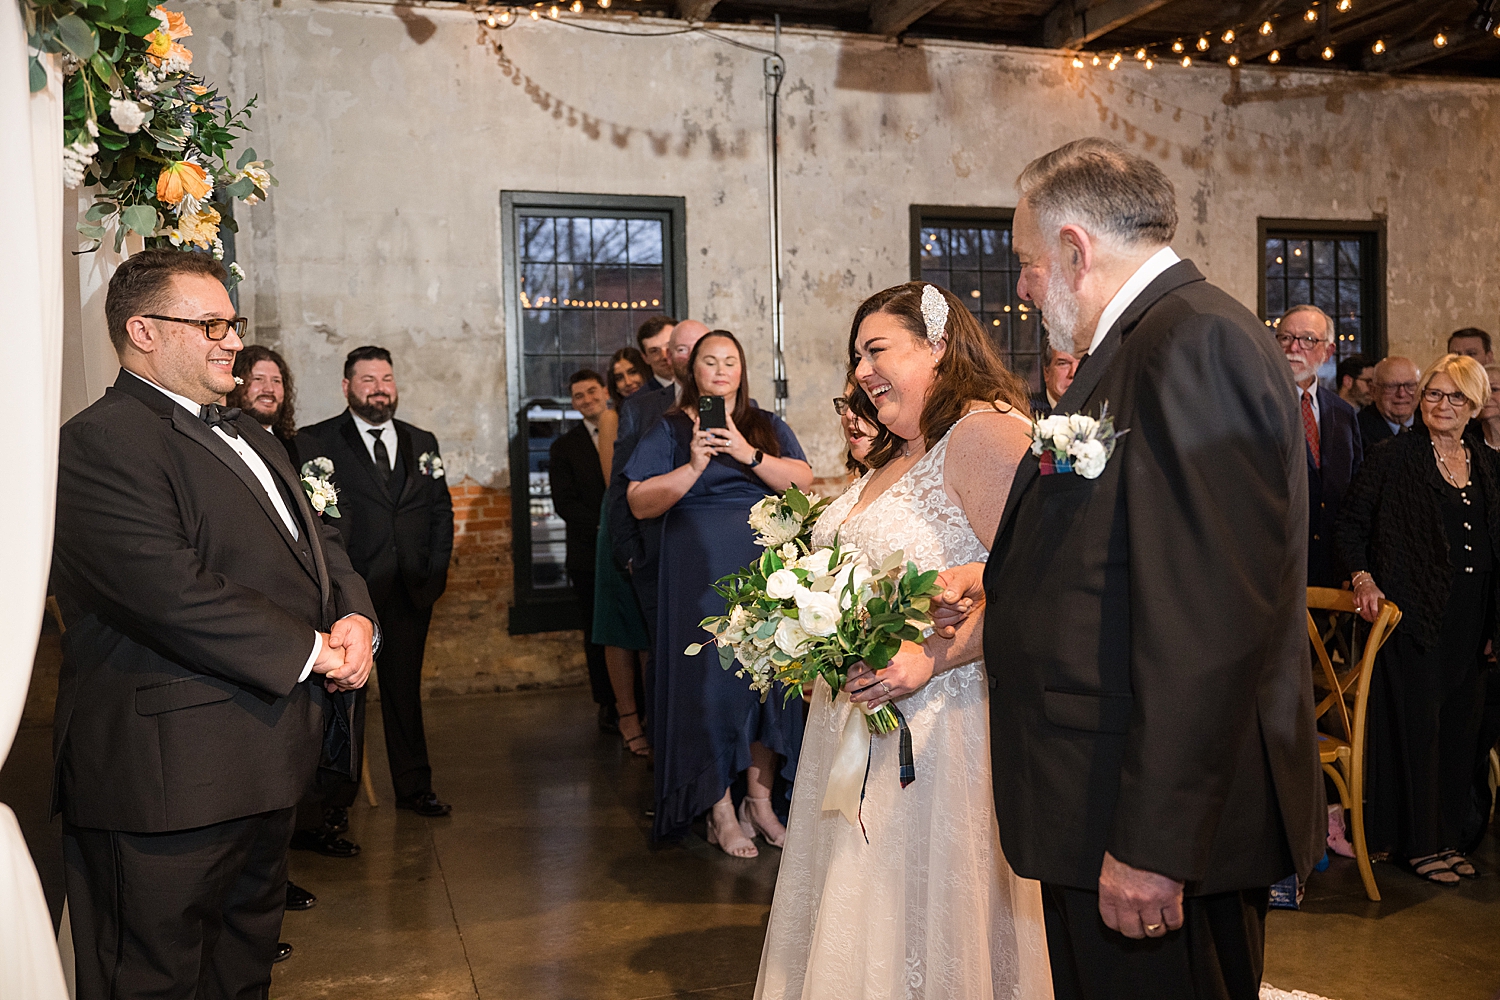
[369, 428, 392, 489]
[199, 403, 241, 438]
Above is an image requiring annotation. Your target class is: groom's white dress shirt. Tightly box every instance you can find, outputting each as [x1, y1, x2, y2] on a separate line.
[127, 370, 321, 680]
[1086, 245, 1181, 356]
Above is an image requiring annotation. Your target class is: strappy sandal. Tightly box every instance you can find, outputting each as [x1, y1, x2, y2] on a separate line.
[1409, 853, 1461, 886]
[706, 799, 758, 858]
[618, 711, 651, 758]
[1439, 851, 1480, 879]
[737, 796, 787, 848]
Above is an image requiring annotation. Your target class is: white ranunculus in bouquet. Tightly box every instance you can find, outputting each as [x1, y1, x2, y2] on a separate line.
[686, 487, 943, 736]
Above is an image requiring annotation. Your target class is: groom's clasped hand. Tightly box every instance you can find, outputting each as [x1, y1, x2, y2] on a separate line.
[313, 614, 377, 692]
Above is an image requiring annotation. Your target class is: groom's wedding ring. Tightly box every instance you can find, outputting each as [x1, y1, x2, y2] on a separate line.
[1144, 923, 1163, 933]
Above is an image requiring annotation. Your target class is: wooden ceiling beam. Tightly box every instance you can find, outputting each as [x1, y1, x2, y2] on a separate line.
[1041, 0, 1176, 50]
[868, 0, 949, 36]
[1236, 0, 1408, 60]
[675, 0, 721, 22]
[1363, 24, 1494, 72]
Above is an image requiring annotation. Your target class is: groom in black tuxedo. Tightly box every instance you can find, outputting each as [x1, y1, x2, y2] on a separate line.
[52, 250, 377, 1000]
[960, 141, 1323, 999]
[299, 346, 455, 816]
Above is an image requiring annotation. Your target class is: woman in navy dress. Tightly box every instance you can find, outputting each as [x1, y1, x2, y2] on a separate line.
[625, 330, 813, 857]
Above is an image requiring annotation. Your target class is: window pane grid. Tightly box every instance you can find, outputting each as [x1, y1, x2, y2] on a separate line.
[1263, 231, 1372, 377]
[917, 219, 1042, 394]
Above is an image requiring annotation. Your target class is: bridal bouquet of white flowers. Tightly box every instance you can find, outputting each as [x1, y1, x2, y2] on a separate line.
[687, 487, 942, 736]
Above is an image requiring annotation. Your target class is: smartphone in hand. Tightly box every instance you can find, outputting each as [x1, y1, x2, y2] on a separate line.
[698, 395, 727, 430]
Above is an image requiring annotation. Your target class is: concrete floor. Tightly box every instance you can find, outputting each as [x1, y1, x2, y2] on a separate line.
[4, 686, 1499, 1000]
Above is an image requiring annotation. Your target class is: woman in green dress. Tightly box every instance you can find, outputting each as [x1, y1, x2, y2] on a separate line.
[593, 347, 654, 756]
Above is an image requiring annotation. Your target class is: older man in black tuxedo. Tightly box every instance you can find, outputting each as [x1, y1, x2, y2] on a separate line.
[1277, 305, 1363, 586]
[550, 369, 612, 722]
[1358, 356, 1421, 452]
[52, 250, 377, 1000]
[299, 347, 455, 817]
[941, 140, 1323, 999]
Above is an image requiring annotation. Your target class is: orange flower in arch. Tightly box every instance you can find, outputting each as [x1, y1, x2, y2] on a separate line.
[157, 161, 211, 206]
[146, 6, 193, 67]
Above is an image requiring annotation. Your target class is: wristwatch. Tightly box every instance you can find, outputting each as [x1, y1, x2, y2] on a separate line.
[746, 449, 764, 468]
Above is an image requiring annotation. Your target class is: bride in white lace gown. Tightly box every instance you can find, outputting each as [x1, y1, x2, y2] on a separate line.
[755, 284, 1053, 1000]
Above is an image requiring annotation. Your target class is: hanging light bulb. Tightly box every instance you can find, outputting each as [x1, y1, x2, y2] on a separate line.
[1371, 38, 1385, 53]
[1135, 47, 1147, 60]
[1321, 44, 1334, 58]
[1144, 56, 1155, 68]
[1259, 20, 1274, 35]
[1181, 55, 1192, 66]
[571, 0, 582, 9]
[1304, 7, 1318, 21]
[485, 14, 498, 26]
[1228, 54, 1241, 66]
[548, 5, 559, 17]
[1268, 49, 1281, 62]
[1196, 36, 1209, 51]
[1092, 54, 1102, 66]
[598, 0, 610, 7]
[1433, 31, 1447, 46]
[498, 8, 512, 22]
[1109, 52, 1122, 69]
[1072, 56, 1085, 67]
[1336, 0, 1351, 10]
[528, 6, 539, 17]
[1222, 29, 1236, 43]
[1172, 39, 1185, 53]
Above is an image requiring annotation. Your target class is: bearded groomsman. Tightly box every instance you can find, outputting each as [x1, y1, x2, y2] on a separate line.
[938, 140, 1323, 999]
[53, 250, 377, 999]
[299, 347, 456, 817]
[229, 343, 302, 465]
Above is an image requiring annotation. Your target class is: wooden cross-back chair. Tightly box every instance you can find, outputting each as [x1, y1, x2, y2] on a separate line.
[1307, 586, 1402, 902]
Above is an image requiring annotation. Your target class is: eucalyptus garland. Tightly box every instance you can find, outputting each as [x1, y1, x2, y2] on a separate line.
[23, 0, 275, 284]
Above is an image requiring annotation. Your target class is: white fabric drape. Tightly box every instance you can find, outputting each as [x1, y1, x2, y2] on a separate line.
[0, 5, 70, 998]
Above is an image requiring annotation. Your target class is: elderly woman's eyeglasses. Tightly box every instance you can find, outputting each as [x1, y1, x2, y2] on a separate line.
[832, 396, 852, 415]
[144, 314, 249, 341]
[1421, 388, 1471, 407]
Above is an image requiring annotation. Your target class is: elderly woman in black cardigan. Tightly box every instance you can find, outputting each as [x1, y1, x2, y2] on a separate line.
[1336, 353, 1499, 885]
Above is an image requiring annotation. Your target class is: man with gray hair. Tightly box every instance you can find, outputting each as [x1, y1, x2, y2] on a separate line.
[938, 138, 1322, 999]
[1276, 304, 1362, 586]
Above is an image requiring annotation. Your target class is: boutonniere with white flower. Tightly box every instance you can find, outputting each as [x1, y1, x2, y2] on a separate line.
[299, 457, 340, 517]
[418, 452, 445, 479]
[1031, 405, 1126, 480]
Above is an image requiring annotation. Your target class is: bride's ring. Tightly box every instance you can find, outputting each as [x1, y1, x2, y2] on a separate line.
[1144, 923, 1162, 933]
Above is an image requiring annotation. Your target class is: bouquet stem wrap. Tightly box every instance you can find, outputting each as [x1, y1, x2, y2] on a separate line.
[822, 697, 912, 829]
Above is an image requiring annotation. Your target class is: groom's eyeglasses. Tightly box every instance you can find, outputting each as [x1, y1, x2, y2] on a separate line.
[143, 314, 249, 342]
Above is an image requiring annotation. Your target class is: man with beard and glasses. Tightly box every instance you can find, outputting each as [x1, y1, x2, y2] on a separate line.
[299, 346, 456, 817]
[935, 139, 1322, 1000]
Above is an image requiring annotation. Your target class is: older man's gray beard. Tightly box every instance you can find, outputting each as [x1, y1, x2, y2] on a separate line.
[1037, 268, 1082, 356]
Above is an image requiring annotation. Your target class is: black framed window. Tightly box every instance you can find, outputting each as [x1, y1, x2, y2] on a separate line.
[501, 192, 688, 633]
[910, 205, 1042, 394]
[1259, 219, 1386, 379]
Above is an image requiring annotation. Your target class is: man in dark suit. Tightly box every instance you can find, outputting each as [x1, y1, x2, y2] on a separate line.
[299, 347, 455, 817]
[52, 250, 377, 999]
[943, 140, 1322, 999]
[1030, 341, 1079, 418]
[550, 369, 612, 724]
[1276, 305, 1363, 587]
[1357, 355, 1421, 452]
[607, 320, 710, 643]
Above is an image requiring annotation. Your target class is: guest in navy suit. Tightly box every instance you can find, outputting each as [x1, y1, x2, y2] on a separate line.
[1277, 305, 1363, 586]
[1357, 356, 1421, 453]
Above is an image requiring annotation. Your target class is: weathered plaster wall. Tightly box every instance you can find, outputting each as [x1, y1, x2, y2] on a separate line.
[172, 0, 1498, 689]
[187, 0, 1498, 479]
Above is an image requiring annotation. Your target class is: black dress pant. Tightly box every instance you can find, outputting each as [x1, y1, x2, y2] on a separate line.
[63, 807, 296, 1000]
[1042, 883, 1268, 1000]
[375, 587, 436, 800]
[572, 567, 612, 708]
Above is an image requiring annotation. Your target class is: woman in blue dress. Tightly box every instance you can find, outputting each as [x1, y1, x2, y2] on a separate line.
[625, 330, 813, 857]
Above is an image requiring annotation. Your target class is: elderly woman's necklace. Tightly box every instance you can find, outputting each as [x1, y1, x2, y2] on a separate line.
[1432, 440, 1471, 488]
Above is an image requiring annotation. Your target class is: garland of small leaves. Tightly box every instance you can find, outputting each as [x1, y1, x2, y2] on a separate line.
[22, 0, 275, 284]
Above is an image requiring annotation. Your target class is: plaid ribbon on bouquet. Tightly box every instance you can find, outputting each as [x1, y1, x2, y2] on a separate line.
[856, 704, 917, 843]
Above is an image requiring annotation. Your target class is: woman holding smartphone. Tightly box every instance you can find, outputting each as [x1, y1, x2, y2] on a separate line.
[626, 330, 813, 857]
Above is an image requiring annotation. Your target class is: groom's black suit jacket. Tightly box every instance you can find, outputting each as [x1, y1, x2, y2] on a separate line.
[984, 260, 1324, 895]
[51, 370, 377, 833]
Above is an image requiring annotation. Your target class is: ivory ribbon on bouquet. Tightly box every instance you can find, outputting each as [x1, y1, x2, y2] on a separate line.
[822, 693, 872, 826]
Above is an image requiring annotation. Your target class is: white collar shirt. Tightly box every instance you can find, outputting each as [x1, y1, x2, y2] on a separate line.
[583, 417, 600, 448]
[1086, 246, 1182, 356]
[126, 371, 321, 679]
[1297, 381, 1321, 425]
[654, 374, 674, 390]
[351, 411, 397, 470]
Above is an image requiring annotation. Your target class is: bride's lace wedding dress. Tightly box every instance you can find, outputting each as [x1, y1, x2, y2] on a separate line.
[755, 411, 1053, 1000]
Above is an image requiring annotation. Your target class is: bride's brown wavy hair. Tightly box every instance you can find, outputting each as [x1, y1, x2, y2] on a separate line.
[847, 282, 1031, 470]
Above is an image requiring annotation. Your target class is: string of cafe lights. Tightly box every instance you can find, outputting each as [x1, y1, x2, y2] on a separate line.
[1062, 0, 1499, 72]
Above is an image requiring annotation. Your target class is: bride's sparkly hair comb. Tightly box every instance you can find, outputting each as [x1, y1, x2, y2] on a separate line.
[920, 284, 949, 346]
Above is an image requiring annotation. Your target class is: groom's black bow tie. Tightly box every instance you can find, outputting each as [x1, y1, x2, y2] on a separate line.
[199, 403, 242, 438]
